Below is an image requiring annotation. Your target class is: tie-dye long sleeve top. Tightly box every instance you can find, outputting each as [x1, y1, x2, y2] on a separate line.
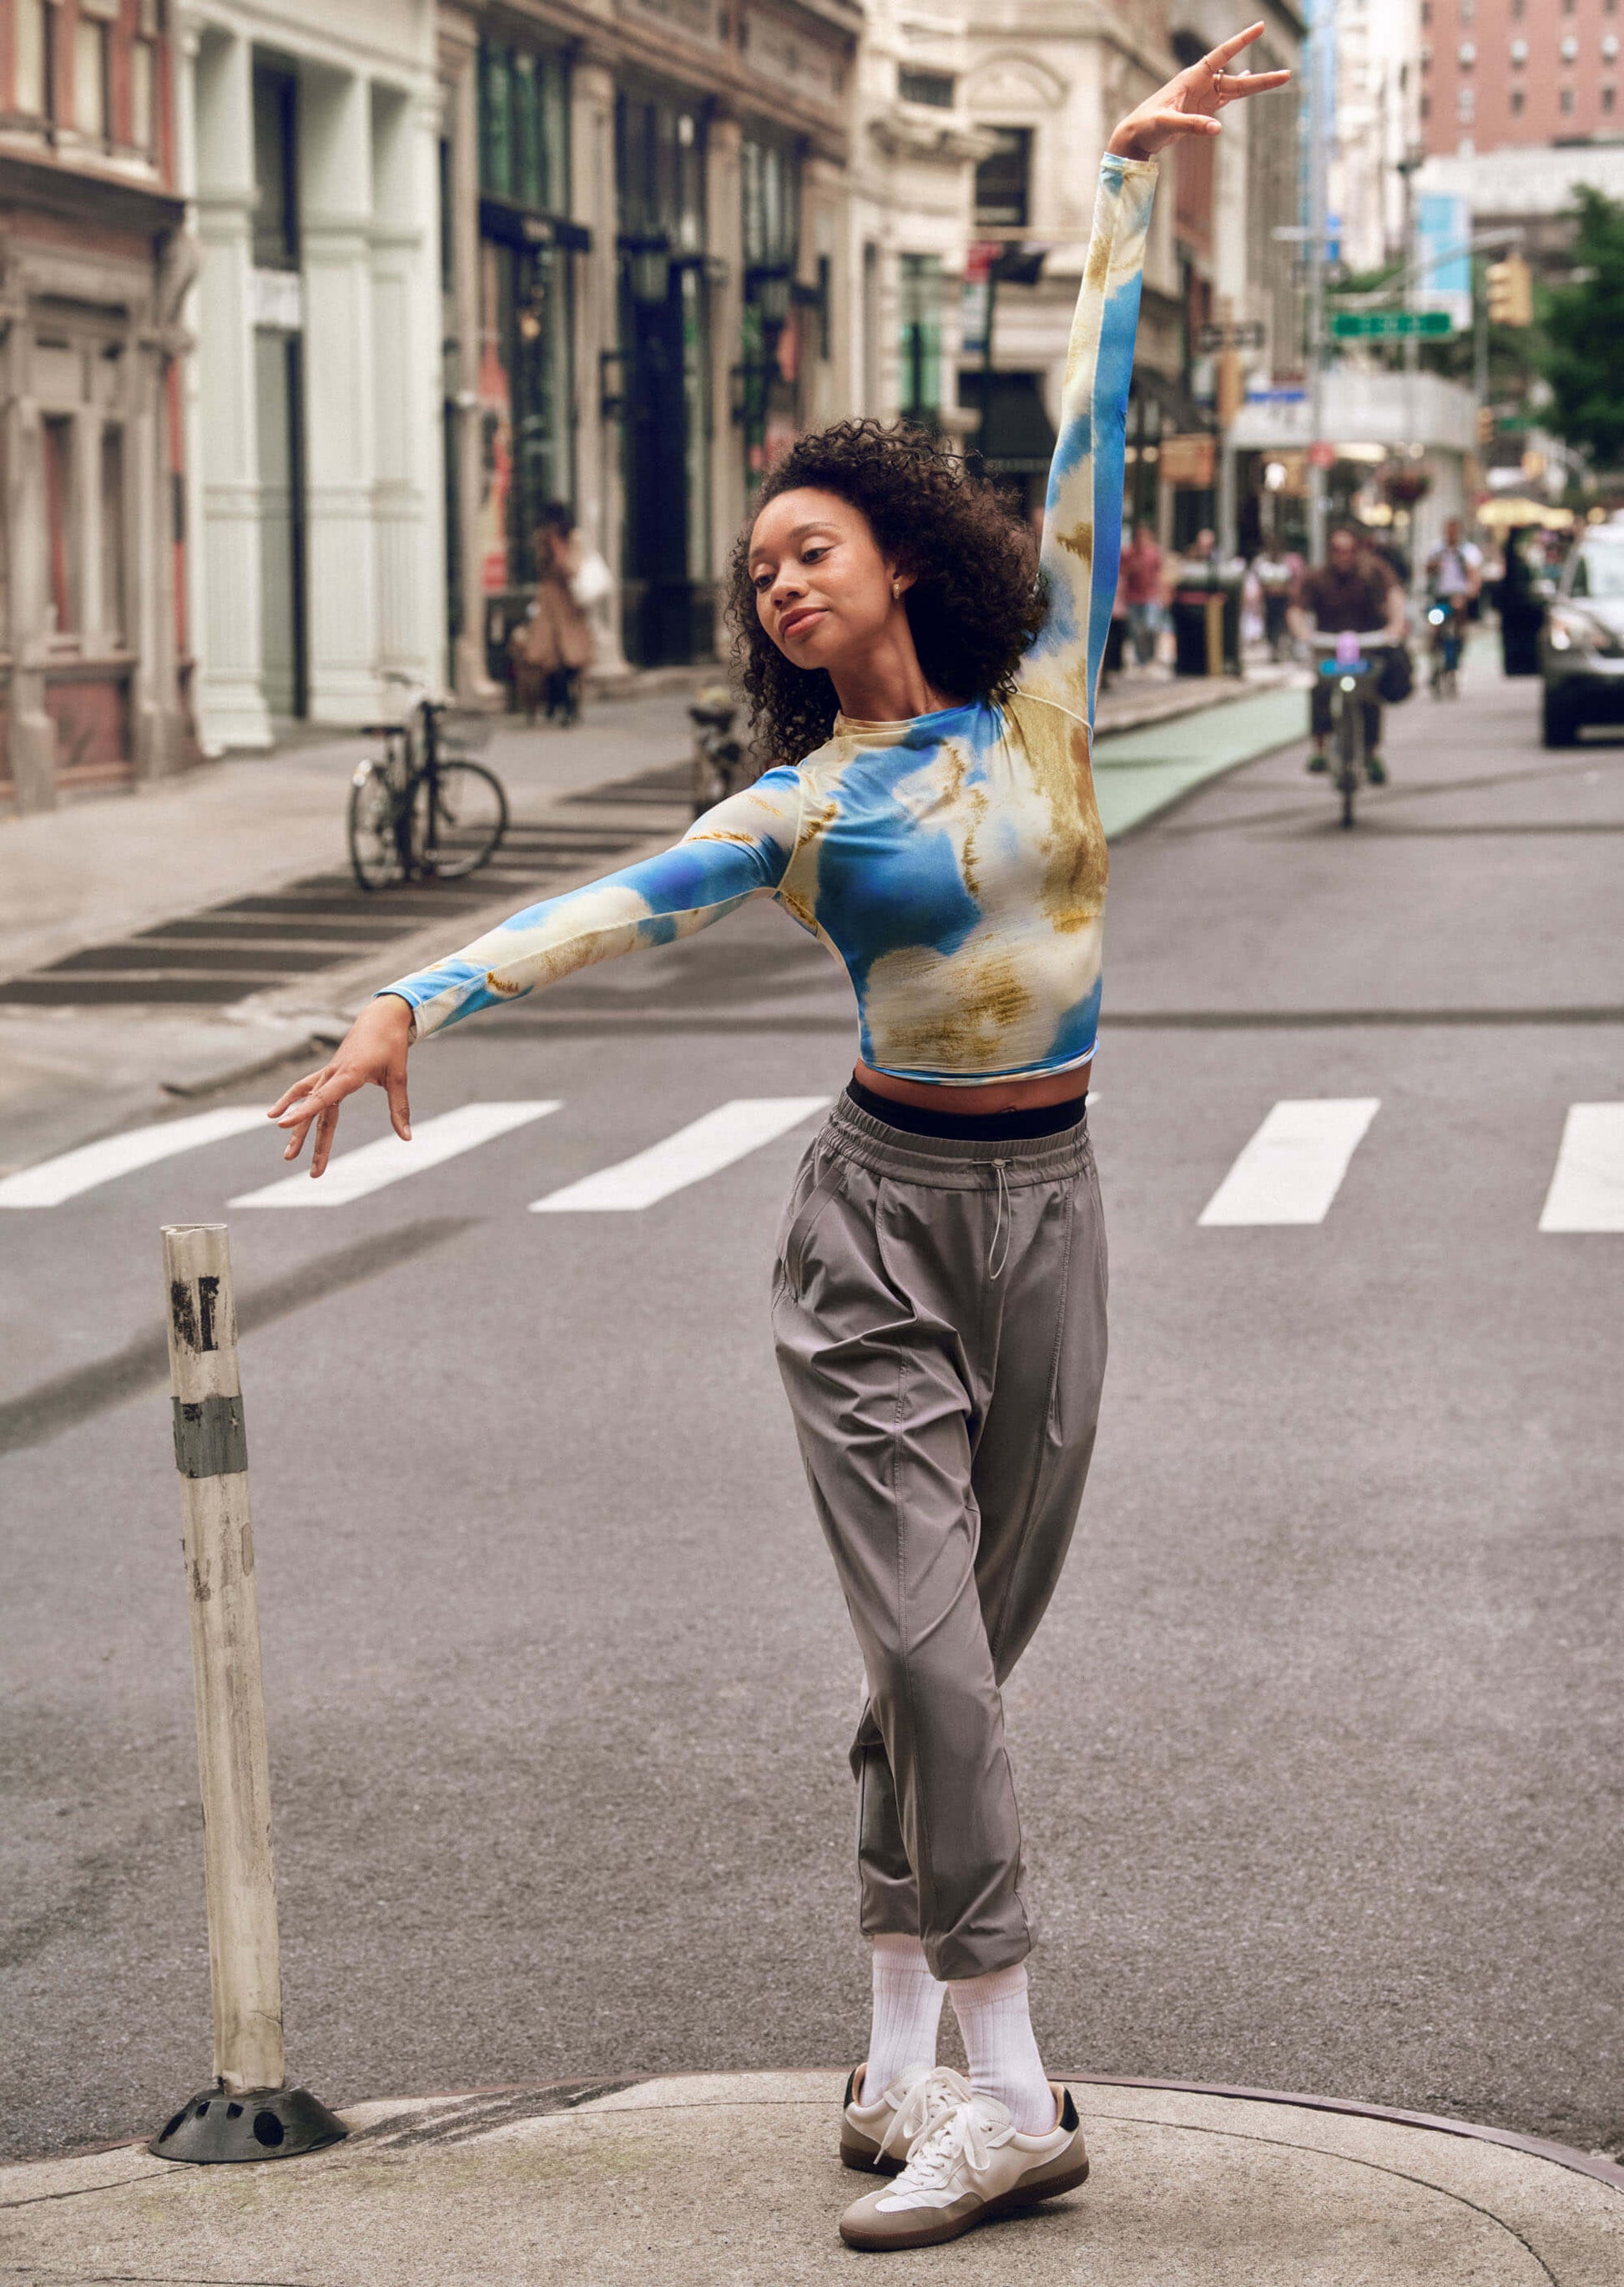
[385, 155, 1157, 1084]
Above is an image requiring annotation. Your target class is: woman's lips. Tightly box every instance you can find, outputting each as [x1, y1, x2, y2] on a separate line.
[779, 606, 825, 641]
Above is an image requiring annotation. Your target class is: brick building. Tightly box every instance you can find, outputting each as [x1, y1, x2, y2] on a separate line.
[1, 0, 194, 813]
[1421, 0, 1624, 154]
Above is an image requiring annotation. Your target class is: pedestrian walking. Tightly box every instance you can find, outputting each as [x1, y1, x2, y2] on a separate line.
[511, 501, 595, 724]
[268, 25, 1289, 2253]
[1120, 520, 1166, 666]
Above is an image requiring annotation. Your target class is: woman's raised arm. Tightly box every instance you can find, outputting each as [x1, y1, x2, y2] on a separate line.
[1019, 23, 1290, 729]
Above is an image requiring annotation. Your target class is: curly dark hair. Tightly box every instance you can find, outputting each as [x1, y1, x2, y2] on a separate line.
[726, 420, 1045, 771]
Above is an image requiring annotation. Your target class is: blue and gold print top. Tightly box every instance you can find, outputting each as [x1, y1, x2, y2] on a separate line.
[385, 157, 1157, 1084]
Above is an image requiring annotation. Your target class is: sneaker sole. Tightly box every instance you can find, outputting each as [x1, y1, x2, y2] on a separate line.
[838, 2153, 1090, 2250]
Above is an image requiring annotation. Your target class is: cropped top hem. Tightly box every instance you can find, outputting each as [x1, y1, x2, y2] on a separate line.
[863, 1043, 1097, 1088]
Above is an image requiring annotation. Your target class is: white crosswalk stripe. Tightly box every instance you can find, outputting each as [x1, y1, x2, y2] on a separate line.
[530, 1097, 829, 1213]
[1198, 1098, 1381, 1227]
[1538, 1104, 1624, 1233]
[229, 1103, 559, 1209]
[0, 1108, 265, 1209]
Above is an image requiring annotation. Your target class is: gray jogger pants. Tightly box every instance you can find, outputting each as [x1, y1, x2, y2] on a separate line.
[771, 1092, 1108, 1982]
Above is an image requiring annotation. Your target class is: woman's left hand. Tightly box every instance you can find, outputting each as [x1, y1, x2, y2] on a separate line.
[1107, 21, 1291, 160]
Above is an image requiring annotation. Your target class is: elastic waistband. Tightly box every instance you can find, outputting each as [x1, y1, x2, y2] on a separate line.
[820, 1090, 1092, 1189]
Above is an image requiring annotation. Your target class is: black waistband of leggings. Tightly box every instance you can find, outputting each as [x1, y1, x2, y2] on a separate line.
[845, 1075, 1088, 1143]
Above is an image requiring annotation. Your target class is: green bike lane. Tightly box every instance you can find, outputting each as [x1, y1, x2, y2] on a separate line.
[1093, 684, 1307, 840]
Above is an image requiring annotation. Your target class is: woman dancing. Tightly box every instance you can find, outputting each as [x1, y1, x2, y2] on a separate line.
[270, 28, 1288, 2252]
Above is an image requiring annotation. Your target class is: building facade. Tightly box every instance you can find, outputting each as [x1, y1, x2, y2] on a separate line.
[437, 0, 863, 687]
[2, 0, 193, 812]
[1422, 0, 1624, 154]
[176, 0, 445, 753]
[960, 0, 1305, 555]
[1329, 0, 1423, 276]
[845, 0, 988, 442]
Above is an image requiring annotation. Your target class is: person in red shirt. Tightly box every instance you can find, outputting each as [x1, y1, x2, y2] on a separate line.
[1119, 521, 1165, 664]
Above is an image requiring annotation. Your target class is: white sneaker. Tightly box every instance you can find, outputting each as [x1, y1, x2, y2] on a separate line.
[839, 2086, 1088, 2249]
[839, 2062, 971, 2175]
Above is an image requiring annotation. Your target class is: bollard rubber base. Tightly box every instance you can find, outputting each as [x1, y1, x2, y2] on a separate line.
[150, 2083, 347, 2164]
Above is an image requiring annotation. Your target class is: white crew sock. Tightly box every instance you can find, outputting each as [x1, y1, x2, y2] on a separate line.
[949, 1961, 1057, 2135]
[865, 1934, 946, 2098]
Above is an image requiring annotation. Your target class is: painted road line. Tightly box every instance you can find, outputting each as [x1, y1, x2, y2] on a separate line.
[531, 1097, 829, 1213]
[1198, 1098, 1381, 1228]
[0, 1108, 266, 1209]
[230, 1103, 559, 1209]
[1538, 1104, 1624, 1233]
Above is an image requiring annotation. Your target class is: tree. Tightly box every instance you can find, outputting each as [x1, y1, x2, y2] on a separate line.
[1540, 188, 1624, 466]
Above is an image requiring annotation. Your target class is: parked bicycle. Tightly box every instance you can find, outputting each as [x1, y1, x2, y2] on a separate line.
[348, 679, 508, 892]
[1310, 631, 1387, 830]
[688, 684, 748, 819]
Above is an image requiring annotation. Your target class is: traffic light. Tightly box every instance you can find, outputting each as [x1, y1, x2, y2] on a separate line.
[1485, 254, 1534, 326]
[1476, 404, 1495, 445]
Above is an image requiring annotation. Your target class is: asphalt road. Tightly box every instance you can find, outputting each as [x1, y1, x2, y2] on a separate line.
[3, 646, 1621, 2165]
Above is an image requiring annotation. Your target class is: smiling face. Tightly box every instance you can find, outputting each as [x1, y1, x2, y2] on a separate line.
[749, 487, 909, 678]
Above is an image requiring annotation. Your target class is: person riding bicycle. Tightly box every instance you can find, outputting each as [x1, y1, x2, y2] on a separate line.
[1290, 526, 1408, 784]
[1425, 517, 1481, 665]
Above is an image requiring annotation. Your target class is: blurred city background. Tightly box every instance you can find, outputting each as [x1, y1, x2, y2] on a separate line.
[3, 0, 1621, 785]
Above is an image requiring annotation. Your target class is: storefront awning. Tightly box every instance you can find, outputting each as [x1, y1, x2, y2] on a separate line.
[959, 371, 1057, 477]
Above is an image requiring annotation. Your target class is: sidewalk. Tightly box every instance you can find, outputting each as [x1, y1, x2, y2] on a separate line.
[3, 2071, 1619, 2284]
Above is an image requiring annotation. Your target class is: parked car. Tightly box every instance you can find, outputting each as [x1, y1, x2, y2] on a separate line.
[1540, 525, 1624, 745]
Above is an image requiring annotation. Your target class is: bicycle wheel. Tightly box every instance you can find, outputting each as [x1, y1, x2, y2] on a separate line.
[416, 760, 508, 879]
[1336, 700, 1359, 830]
[348, 758, 407, 891]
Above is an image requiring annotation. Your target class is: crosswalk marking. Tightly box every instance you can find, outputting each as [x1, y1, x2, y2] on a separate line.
[0, 1108, 265, 1209]
[530, 1097, 829, 1213]
[229, 1103, 559, 1209]
[1198, 1098, 1381, 1228]
[1538, 1104, 1624, 1233]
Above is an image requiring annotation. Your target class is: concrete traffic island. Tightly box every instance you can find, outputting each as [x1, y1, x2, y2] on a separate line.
[5, 2071, 1620, 2285]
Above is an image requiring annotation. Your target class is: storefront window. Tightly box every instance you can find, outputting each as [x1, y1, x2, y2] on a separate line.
[741, 134, 801, 476]
[14, 0, 48, 117]
[899, 255, 942, 426]
[975, 128, 1031, 230]
[479, 40, 568, 216]
[74, 14, 109, 142]
[477, 236, 573, 598]
[615, 92, 711, 664]
[42, 417, 78, 637]
[100, 425, 126, 645]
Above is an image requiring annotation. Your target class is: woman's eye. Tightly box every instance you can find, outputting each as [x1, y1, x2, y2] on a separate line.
[753, 572, 772, 591]
[804, 546, 829, 564]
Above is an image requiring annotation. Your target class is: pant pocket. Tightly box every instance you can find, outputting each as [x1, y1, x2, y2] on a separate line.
[779, 1154, 849, 1300]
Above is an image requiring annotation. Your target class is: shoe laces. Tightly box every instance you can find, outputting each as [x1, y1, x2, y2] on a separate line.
[892, 2096, 1011, 2191]
[886, 2065, 969, 2152]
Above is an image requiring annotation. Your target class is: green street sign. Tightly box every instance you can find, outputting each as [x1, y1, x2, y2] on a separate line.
[1330, 308, 1455, 340]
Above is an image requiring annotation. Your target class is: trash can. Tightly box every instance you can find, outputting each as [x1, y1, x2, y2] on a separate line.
[1171, 563, 1244, 676]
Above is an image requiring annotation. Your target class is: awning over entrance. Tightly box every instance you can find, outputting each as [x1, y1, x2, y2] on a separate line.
[960, 371, 1057, 477]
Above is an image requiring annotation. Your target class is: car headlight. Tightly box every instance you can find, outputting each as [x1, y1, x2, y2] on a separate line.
[1550, 608, 1622, 657]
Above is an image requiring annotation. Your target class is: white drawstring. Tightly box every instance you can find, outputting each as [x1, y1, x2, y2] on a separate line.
[988, 1159, 1011, 1280]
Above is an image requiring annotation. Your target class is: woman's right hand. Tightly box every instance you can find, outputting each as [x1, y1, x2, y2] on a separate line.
[267, 993, 414, 1177]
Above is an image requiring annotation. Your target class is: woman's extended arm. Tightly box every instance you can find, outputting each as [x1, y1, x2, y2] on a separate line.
[1019, 24, 1290, 730]
[269, 768, 801, 1173]
[1016, 157, 1157, 729]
